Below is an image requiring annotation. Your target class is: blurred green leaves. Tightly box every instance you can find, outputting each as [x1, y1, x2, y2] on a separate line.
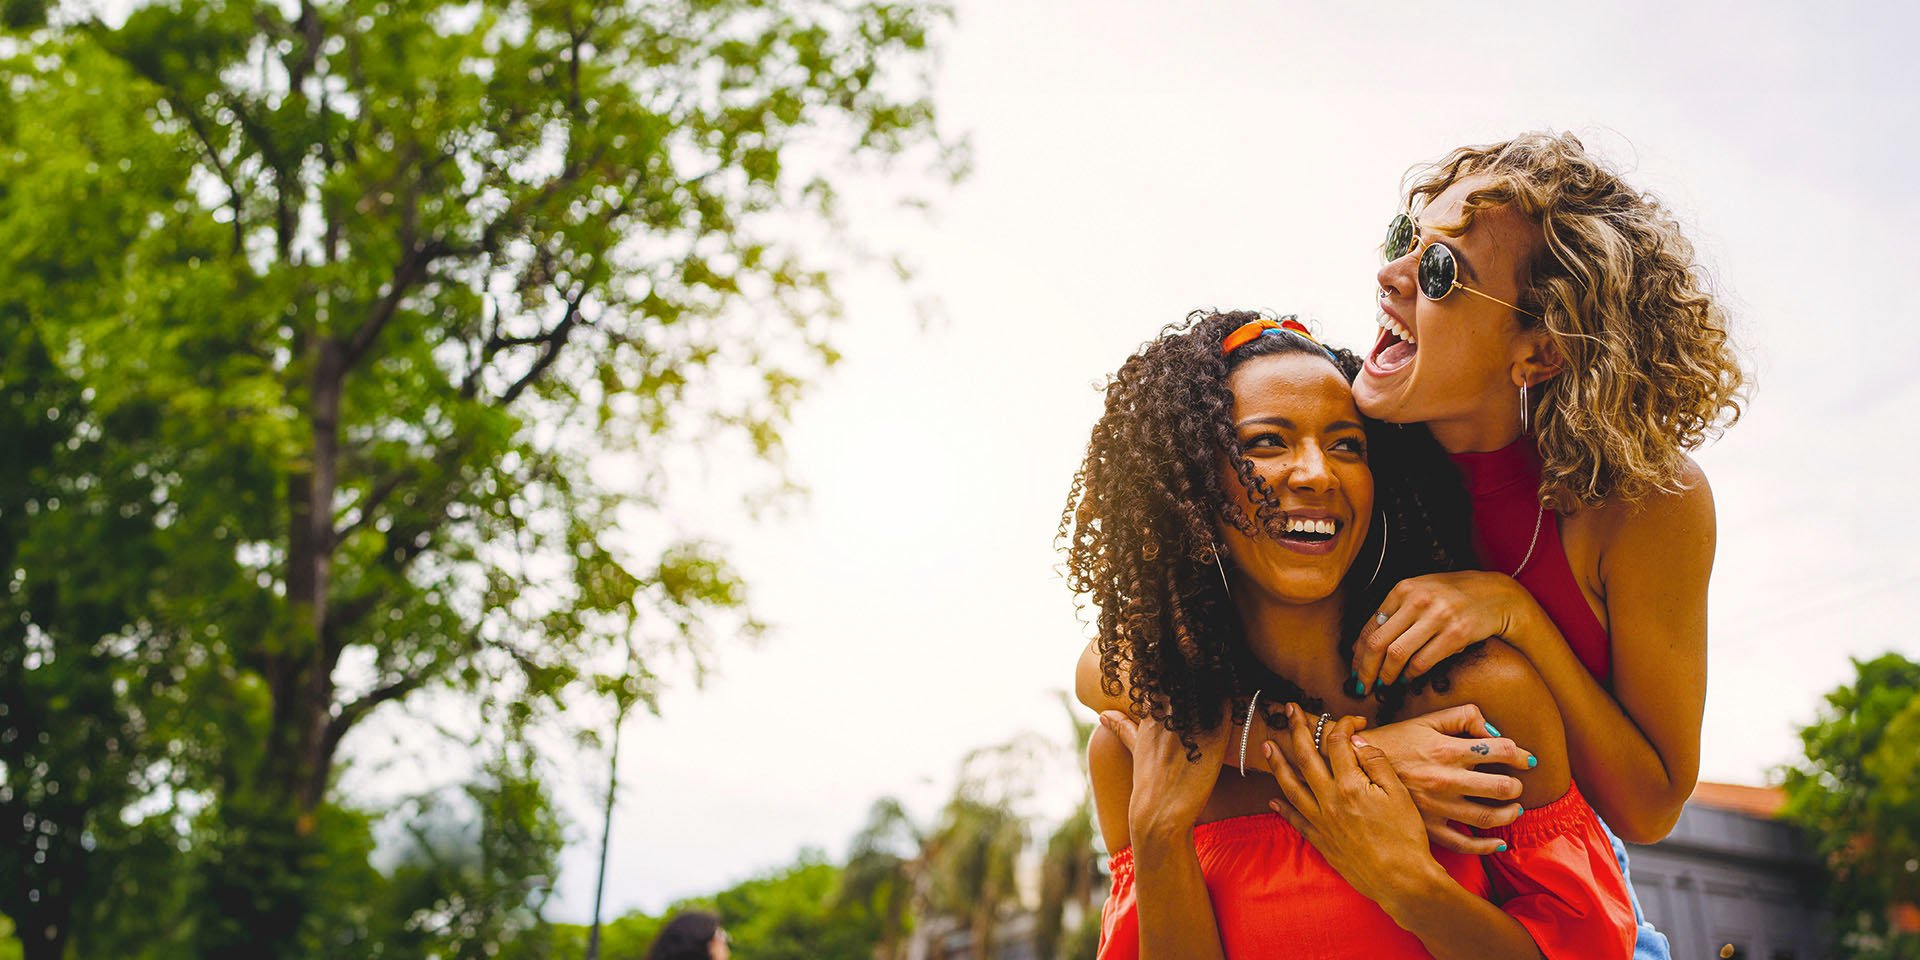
[0, 0, 954, 955]
[1782, 653, 1920, 959]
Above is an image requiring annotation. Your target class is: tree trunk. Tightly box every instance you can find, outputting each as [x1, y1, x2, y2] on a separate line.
[198, 339, 347, 959]
[584, 701, 629, 960]
[969, 901, 994, 960]
[12, 891, 74, 960]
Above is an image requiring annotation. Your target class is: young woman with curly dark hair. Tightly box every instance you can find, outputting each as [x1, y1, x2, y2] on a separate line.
[1067, 311, 1634, 959]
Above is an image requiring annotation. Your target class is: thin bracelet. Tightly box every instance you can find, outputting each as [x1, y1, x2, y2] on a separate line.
[1237, 689, 1263, 777]
[1313, 712, 1331, 752]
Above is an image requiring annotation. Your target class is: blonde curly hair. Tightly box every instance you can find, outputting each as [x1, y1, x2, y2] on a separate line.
[1407, 132, 1746, 511]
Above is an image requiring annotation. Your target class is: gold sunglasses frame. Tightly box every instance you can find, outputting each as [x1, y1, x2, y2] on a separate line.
[1386, 214, 1543, 321]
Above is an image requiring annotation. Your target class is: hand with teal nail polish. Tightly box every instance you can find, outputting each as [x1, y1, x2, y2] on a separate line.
[1348, 570, 1529, 692]
[1339, 703, 1534, 857]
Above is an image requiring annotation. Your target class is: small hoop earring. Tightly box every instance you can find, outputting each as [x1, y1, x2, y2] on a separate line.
[1519, 379, 1531, 434]
[1212, 542, 1232, 598]
[1362, 509, 1388, 590]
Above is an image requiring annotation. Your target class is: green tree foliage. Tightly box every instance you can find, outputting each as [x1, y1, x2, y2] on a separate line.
[0, 85, 234, 960]
[0, 0, 953, 954]
[922, 735, 1048, 960]
[838, 796, 929, 960]
[1035, 695, 1104, 960]
[553, 852, 881, 960]
[533, 712, 1108, 960]
[1782, 652, 1920, 959]
[348, 751, 564, 960]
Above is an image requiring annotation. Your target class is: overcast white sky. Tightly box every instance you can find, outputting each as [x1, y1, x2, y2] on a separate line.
[497, 0, 1920, 921]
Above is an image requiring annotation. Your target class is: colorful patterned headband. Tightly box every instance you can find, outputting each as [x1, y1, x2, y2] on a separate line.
[1220, 317, 1338, 360]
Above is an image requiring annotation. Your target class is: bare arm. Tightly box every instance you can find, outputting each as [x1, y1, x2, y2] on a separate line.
[1078, 639, 1528, 852]
[1089, 718, 1226, 960]
[1503, 474, 1712, 841]
[1345, 467, 1714, 841]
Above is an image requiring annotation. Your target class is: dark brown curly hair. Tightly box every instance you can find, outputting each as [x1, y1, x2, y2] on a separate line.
[1059, 310, 1479, 755]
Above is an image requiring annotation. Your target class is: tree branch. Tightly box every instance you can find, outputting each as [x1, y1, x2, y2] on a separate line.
[167, 96, 248, 255]
[497, 289, 584, 406]
[330, 469, 410, 546]
[323, 667, 434, 751]
[338, 240, 447, 373]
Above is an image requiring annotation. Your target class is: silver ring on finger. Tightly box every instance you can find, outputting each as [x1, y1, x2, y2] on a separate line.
[1313, 712, 1331, 752]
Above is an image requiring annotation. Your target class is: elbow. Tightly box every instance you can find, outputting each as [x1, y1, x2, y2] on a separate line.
[1607, 797, 1687, 845]
[1607, 816, 1672, 846]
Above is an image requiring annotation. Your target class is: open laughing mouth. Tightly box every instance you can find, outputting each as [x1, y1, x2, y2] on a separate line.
[1275, 514, 1343, 555]
[1366, 310, 1418, 375]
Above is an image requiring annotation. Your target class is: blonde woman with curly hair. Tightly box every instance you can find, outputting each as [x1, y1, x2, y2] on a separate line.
[1340, 132, 1744, 959]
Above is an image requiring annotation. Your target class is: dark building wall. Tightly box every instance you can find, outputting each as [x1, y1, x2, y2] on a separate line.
[1627, 803, 1825, 960]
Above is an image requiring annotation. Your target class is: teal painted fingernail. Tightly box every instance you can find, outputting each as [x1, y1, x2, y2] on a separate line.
[1495, 841, 1508, 853]
[1484, 722, 1502, 738]
[1372, 679, 1384, 694]
[1526, 755, 1537, 769]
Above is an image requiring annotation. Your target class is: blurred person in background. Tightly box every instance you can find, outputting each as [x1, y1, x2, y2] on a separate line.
[644, 911, 731, 960]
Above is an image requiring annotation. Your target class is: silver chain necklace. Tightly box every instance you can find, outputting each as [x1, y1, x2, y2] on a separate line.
[1511, 504, 1547, 578]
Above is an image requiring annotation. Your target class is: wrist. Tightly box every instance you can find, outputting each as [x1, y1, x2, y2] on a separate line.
[1493, 575, 1544, 652]
[1128, 818, 1196, 858]
[1370, 859, 1455, 925]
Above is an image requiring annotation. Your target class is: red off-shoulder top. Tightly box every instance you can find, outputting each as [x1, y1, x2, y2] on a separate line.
[1096, 781, 1635, 959]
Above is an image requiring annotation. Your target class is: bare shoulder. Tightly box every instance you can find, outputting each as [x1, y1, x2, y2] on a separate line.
[1075, 638, 1130, 714]
[1577, 455, 1719, 603]
[1588, 454, 1716, 543]
[1404, 640, 1572, 807]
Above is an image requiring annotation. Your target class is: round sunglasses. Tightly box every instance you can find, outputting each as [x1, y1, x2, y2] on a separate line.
[1384, 213, 1541, 320]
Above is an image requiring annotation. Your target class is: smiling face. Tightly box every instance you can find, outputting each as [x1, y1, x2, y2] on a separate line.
[1353, 174, 1548, 446]
[1217, 352, 1374, 606]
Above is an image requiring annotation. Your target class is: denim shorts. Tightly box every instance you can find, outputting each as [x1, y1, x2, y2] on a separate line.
[1601, 818, 1673, 960]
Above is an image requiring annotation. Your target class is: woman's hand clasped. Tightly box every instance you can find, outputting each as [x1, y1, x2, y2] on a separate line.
[1351, 570, 1530, 691]
[1262, 705, 1441, 911]
[1098, 710, 1229, 847]
[1358, 705, 1534, 855]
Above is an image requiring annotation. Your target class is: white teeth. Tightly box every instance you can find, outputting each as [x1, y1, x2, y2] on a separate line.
[1377, 313, 1417, 345]
[1283, 517, 1338, 535]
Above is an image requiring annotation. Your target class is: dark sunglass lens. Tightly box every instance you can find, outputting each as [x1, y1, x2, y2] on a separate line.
[1385, 214, 1415, 261]
[1419, 243, 1455, 300]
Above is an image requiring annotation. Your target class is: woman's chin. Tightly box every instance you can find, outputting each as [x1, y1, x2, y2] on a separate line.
[1255, 569, 1347, 607]
[1352, 371, 1404, 422]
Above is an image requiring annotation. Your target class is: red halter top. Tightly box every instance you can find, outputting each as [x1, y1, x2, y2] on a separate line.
[1449, 439, 1611, 684]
